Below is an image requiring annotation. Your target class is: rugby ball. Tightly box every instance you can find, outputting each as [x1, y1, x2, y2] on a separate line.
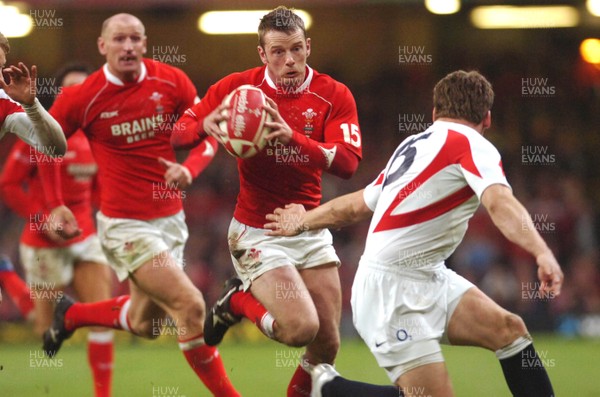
[218, 85, 272, 159]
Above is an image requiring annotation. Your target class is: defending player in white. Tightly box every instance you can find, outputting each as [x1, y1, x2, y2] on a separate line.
[265, 70, 563, 397]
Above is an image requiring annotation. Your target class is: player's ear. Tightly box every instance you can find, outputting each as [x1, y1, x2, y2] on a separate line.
[142, 35, 147, 54]
[432, 108, 437, 121]
[483, 110, 491, 129]
[257, 45, 267, 65]
[305, 38, 311, 57]
[97, 36, 107, 56]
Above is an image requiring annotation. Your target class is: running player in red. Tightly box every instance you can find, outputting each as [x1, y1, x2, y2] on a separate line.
[38, 14, 239, 397]
[0, 31, 66, 316]
[172, 6, 362, 396]
[0, 64, 116, 397]
[265, 70, 562, 397]
[0, 31, 66, 155]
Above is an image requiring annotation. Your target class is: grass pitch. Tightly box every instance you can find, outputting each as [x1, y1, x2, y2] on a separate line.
[0, 328, 599, 396]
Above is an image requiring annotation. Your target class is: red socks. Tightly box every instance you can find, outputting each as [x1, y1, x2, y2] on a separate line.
[230, 291, 275, 338]
[288, 363, 312, 396]
[65, 296, 130, 332]
[0, 271, 34, 318]
[179, 334, 240, 397]
[87, 331, 114, 397]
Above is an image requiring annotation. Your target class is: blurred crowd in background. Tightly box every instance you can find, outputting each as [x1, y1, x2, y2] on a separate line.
[1, 4, 599, 339]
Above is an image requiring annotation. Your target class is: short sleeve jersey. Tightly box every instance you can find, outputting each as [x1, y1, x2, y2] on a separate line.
[362, 120, 510, 269]
[187, 65, 362, 227]
[49, 59, 197, 220]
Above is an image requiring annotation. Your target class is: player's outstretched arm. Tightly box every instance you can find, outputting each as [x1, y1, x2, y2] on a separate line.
[171, 104, 229, 150]
[0, 141, 36, 218]
[36, 156, 81, 241]
[265, 189, 372, 236]
[481, 184, 563, 296]
[162, 137, 218, 189]
[0, 63, 66, 156]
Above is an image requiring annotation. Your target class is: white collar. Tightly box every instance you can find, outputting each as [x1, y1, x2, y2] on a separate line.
[264, 65, 313, 92]
[103, 61, 147, 86]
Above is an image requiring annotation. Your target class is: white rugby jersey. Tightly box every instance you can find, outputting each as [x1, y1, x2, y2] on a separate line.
[362, 120, 510, 269]
[0, 90, 35, 145]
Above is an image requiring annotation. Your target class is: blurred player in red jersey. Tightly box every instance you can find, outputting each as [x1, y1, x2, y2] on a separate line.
[172, 6, 362, 396]
[0, 63, 117, 397]
[265, 71, 562, 397]
[38, 14, 239, 397]
[0, 31, 66, 310]
[0, 32, 66, 154]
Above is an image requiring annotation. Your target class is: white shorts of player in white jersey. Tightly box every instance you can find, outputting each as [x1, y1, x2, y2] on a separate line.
[20, 234, 108, 286]
[228, 217, 340, 290]
[351, 258, 474, 383]
[96, 210, 188, 281]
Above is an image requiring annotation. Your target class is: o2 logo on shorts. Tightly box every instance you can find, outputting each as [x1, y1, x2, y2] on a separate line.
[396, 328, 412, 342]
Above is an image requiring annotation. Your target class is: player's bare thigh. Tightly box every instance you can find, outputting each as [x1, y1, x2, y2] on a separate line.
[447, 287, 527, 351]
[129, 253, 205, 330]
[299, 263, 341, 363]
[72, 261, 112, 303]
[396, 362, 454, 397]
[250, 266, 319, 347]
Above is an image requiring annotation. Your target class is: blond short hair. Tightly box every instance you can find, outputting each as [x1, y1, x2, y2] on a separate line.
[0, 32, 10, 55]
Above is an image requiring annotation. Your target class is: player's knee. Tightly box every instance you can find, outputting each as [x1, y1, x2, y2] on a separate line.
[500, 312, 528, 346]
[130, 318, 161, 339]
[178, 295, 206, 329]
[169, 289, 205, 317]
[279, 317, 319, 347]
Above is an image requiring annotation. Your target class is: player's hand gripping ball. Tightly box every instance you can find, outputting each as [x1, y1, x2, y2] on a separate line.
[219, 85, 272, 159]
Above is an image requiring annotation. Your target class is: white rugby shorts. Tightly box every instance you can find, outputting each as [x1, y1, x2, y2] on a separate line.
[97, 210, 188, 281]
[351, 259, 474, 382]
[20, 234, 108, 286]
[228, 217, 340, 289]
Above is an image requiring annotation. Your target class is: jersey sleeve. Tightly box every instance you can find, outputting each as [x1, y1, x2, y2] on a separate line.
[363, 171, 385, 211]
[173, 67, 199, 117]
[48, 86, 82, 139]
[36, 152, 65, 209]
[1, 95, 60, 151]
[323, 83, 362, 159]
[0, 140, 37, 218]
[182, 136, 218, 178]
[288, 82, 362, 179]
[0, 94, 24, 127]
[459, 134, 510, 199]
[171, 74, 238, 150]
[189, 75, 239, 126]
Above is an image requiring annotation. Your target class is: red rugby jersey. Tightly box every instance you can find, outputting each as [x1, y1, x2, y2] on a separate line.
[0, 131, 98, 247]
[176, 65, 362, 227]
[45, 59, 213, 220]
[0, 90, 23, 125]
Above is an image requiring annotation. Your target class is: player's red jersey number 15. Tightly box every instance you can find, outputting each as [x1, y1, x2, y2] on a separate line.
[341, 123, 361, 148]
